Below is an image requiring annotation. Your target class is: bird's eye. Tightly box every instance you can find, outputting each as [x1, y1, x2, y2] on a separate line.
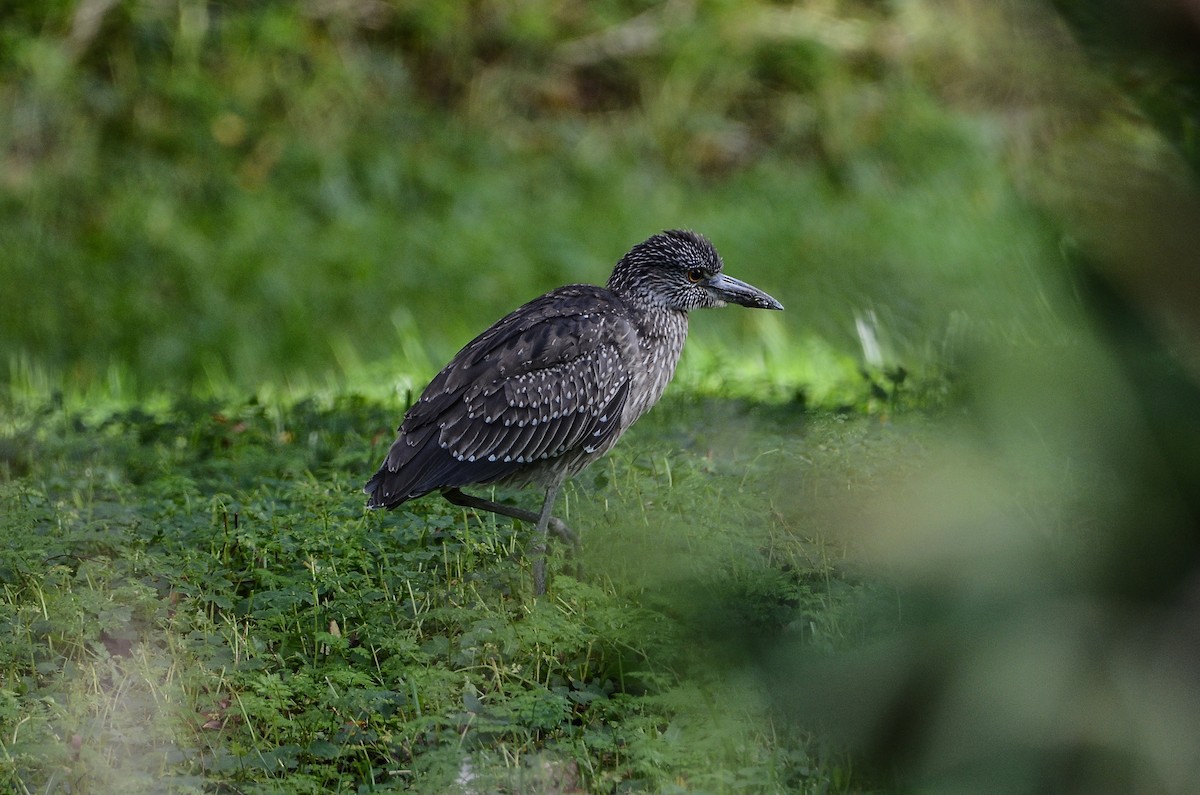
[686, 268, 706, 284]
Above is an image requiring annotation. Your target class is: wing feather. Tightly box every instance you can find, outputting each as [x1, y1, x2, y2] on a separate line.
[365, 285, 640, 508]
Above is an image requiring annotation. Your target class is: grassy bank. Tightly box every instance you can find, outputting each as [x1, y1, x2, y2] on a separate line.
[0, 392, 917, 792]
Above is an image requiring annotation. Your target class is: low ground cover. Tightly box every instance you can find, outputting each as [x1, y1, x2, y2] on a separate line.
[0, 394, 916, 792]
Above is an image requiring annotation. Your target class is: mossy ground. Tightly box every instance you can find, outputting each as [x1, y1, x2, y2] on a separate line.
[0, 393, 924, 792]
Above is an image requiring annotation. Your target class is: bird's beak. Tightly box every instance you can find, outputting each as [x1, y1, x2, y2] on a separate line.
[707, 273, 784, 311]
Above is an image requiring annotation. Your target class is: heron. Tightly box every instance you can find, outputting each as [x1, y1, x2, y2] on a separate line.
[365, 230, 783, 593]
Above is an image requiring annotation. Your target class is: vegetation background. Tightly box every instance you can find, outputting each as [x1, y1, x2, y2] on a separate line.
[2, 0, 1199, 792]
[4, 0, 1096, 400]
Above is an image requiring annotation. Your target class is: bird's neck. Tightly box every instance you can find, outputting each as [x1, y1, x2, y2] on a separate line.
[632, 304, 688, 348]
[618, 304, 688, 425]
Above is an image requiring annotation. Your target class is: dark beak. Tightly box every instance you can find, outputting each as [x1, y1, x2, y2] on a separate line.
[707, 273, 784, 311]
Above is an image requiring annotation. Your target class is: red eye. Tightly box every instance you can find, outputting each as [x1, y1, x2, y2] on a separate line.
[686, 269, 705, 283]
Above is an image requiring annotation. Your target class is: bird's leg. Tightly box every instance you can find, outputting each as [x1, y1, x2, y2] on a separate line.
[441, 488, 577, 546]
[442, 483, 580, 593]
[529, 477, 564, 596]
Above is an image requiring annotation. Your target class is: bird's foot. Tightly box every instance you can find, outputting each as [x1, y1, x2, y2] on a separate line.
[547, 518, 583, 580]
[547, 518, 579, 551]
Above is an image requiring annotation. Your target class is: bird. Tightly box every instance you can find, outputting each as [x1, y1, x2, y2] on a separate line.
[365, 229, 783, 593]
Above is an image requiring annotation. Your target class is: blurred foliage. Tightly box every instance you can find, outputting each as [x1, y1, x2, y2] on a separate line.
[0, 0, 1076, 398]
[744, 4, 1200, 794]
[1052, 0, 1200, 171]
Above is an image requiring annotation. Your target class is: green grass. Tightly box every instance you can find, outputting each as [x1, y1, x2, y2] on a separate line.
[0, 393, 916, 793]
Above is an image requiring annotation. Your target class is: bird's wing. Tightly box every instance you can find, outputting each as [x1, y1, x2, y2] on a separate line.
[441, 313, 633, 465]
[366, 287, 637, 505]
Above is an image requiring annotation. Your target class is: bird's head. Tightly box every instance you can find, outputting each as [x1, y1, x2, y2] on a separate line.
[607, 230, 784, 313]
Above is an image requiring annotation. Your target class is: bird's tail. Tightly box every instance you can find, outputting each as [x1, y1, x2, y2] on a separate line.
[365, 425, 513, 510]
[363, 468, 401, 510]
[364, 426, 442, 510]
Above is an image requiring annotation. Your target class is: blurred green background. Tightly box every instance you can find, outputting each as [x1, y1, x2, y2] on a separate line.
[1, 0, 1105, 402]
[4, 0, 1200, 792]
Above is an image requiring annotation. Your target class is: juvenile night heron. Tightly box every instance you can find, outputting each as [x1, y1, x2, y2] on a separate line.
[365, 230, 782, 593]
